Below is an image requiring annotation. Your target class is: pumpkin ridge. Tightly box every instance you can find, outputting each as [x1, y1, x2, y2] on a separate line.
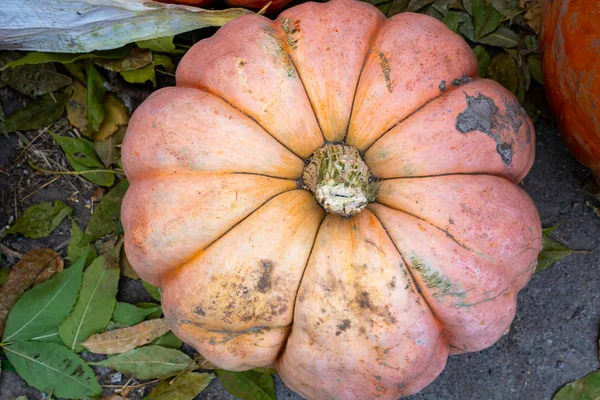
[177, 83, 307, 160]
[128, 170, 301, 184]
[368, 201, 490, 262]
[274, 34, 326, 145]
[368, 206, 452, 331]
[360, 79, 473, 155]
[374, 171, 505, 181]
[160, 187, 299, 287]
[342, 13, 385, 143]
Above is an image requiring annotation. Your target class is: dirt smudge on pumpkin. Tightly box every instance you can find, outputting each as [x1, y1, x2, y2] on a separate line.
[335, 319, 351, 336]
[281, 18, 300, 50]
[257, 259, 274, 293]
[451, 75, 473, 87]
[439, 80, 447, 92]
[378, 52, 393, 93]
[455, 94, 514, 165]
[194, 305, 206, 316]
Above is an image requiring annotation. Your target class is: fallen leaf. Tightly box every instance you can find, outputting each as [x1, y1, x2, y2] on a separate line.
[536, 226, 573, 272]
[66, 80, 88, 136]
[32, 255, 64, 286]
[4, 92, 68, 133]
[3, 341, 101, 398]
[136, 36, 183, 54]
[153, 54, 175, 73]
[528, 54, 543, 84]
[523, 0, 543, 34]
[0, 268, 9, 286]
[472, 0, 503, 40]
[488, 0, 521, 17]
[2, 254, 86, 343]
[406, 0, 435, 12]
[215, 369, 276, 400]
[5, 64, 72, 97]
[112, 302, 161, 326]
[91, 187, 107, 203]
[81, 318, 170, 354]
[487, 52, 519, 95]
[7, 200, 72, 239]
[151, 330, 183, 349]
[120, 246, 140, 280]
[92, 345, 194, 379]
[0, 249, 63, 337]
[95, 125, 126, 168]
[87, 61, 106, 134]
[120, 64, 156, 85]
[95, 93, 130, 141]
[59, 244, 121, 352]
[51, 132, 115, 187]
[84, 179, 129, 242]
[145, 372, 213, 400]
[143, 280, 162, 302]
[478, 24, 520, 48]
[472, 45, 490, 78]
[94, 48, 153, 72]
[553, 371, 600, 400]
[0, 48, 132, 71]
[67, 219, 97, 266]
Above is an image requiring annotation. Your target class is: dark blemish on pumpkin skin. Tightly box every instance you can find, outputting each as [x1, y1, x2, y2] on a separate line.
[378, 52, 393, 93]
[257, 259, 274, 293]
[357, 291, 374, 310]
[455, 94, 513, 165]
[194, 306, 206, 316]
[439, 80, 447, 92]
[335, 319, 351, 336]
[359, 327, 366, 334]
[387, 276, 397, 290]
[281, 18, 300, 50]
[452, 76, 473, 87]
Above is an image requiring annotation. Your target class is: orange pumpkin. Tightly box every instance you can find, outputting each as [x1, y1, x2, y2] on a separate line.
[541, 0, 600, 182]
[122, 0, 542, 398]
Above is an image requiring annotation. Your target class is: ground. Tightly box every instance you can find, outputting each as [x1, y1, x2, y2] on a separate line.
[0, 114, 598, 399]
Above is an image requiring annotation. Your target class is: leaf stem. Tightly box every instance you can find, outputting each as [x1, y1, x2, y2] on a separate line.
[28, 161, 125, 177]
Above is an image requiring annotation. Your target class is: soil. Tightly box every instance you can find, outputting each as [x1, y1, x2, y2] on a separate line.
[1, 111, 599, 400]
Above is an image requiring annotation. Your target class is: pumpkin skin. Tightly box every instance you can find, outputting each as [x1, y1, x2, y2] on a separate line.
[121, 0, 542, 398]
[540, 0, 600, 182]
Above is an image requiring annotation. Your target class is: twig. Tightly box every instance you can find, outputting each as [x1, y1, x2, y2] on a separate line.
[0, 244, 23, 259]
[13, 128, 47, 164]
[28, 161, 125, 177]
[0, 170, 9, 176]
[21, 176, 61, 202]
[53, 238, 71, 252]
[102, 378, 161, 389]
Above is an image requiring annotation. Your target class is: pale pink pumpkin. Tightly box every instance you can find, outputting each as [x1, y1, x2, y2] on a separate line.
[121, 0, 542, 398]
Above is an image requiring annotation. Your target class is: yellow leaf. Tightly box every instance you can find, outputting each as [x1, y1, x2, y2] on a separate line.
[95, 93, 130, 141]
[66, 81, 88, 136]
[80, 318, 170, 354]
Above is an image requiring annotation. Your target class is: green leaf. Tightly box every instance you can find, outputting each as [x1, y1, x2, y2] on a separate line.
[67, 219, 97, 266]
[215, 369, 276, 400]
[84, 179, 129, 242]
[472, 0, 503, 40]
[143, 280, 162, 302]
[0, 268, 9, 286]
[406, 0, 435, 12]
[1, 358, 16, 372]
[536, 227, 573, 272]
[92, 345, 194, 379]
[58, 244, 120, 352]
[64, 62, 87, 83]
[86, 62, 106, 133]
[7, 200, 72, 239]
[472, 45, 490, 78]
[458, 14, 475, 41]
[487, 52, 519, 95]
[145, 372, 213, 400]
[4, 92, 68, 133]
[5, 64, 72, 97]
[463, 0, 472, 15]
[120, 64, 156, 85]
[553, 371, 600, 400]
[488, 0, 521, 18]
[136, 36, 183, 54]
[4, 341, 101, 398]
[3, 255, 85, 343]
[94, 48, 153, 72]
[153, 54, 175, 73]
[137, 302, 163, 320]
[383, 0, 410, 15]
[151, 331, 182, 349]
[113, 302, 161, 326]
[442, 11, 463, 32]
[528, 55, 543, 84]
[51, 132, 115, 187]
[478, 24, 520, 48]
[0, 48, 132, 71]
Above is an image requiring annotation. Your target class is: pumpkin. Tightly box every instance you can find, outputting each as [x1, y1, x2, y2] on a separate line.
[541, 0, 600, 183]
[121, 0, 542, 398]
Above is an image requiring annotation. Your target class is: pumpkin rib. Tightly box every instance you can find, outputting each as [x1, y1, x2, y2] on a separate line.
[371, 200, 487, 261]
[178, 83, 308, 161]
[161, 185, 299, 286]
[341, 15, 385, 144]
[375, 171, 507, 181]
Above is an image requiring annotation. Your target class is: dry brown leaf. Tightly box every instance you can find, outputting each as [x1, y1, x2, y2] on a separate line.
[66, 80, 88, 136]
[81, 318, 170, 354]
[521, 0, 542, 33]
[91, 187, 107, 203]
[0, 249, 63, 337]
[95, 92, 130, 141]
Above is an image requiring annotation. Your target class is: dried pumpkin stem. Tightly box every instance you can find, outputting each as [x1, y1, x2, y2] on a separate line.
[302, 144, 378, 217]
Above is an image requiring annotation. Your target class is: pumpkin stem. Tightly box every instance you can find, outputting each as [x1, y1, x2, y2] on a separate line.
[302, 144, 378, 217]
